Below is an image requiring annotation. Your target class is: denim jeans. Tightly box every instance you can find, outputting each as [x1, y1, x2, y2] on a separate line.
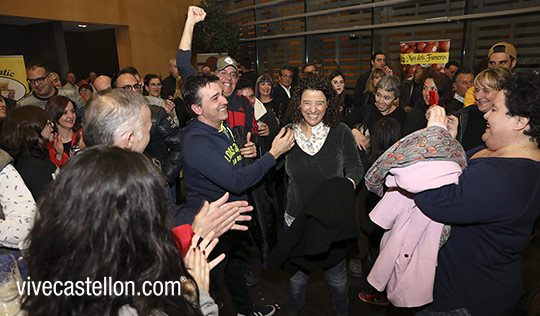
[289, 259, 349, 315]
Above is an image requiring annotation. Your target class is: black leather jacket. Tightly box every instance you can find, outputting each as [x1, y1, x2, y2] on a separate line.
[145, 105, 182, 185]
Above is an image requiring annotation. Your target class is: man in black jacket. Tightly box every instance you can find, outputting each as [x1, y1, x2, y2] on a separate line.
[273, 66, 294, 126]
[111, 68, 182, 188]
[161, 57, 180, 100]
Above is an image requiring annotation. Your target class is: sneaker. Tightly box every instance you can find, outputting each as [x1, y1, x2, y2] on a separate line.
[237, 304, 276, 316]
[348, 258, 362, 277]
[358, 291, 389, 306]
[245, 270, 259, 287]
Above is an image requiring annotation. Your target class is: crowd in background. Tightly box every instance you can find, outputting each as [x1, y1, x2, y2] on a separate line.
[0, 5, 539, 316]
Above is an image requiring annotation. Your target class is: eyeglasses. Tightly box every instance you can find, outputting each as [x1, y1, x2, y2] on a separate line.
[27, 73, 50, 85]
[149, 83, 162, 87]
[121, 84, 142, 91]
[280, 74, 292, 78]
[332, 80, 345, 85]
[219, 70, 238, 79]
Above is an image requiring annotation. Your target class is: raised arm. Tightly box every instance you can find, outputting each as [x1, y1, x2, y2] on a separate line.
[177, 6, 207, 79]
[179, 6, 206, 51]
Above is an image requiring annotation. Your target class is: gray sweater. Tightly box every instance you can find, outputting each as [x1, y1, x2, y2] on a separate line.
[285, 122, 363, 218]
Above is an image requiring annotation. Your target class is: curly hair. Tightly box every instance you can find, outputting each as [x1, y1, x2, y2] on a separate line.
[23, 146, 202, 316]
[285, 74, 341, 127]
[500, 71, 540, 148]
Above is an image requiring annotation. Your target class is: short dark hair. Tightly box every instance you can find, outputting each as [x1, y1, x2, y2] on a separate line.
[45, 95, 81, 133]
[286, 75, 341, 127]
[66, 70, 76, 77]
[303, 63, 316, 72]
[1, 106, 48, 159]
[368, 117, 402, 164]
[501, 71, 540, 147]
[26, 60, 50, 73]
[452, 68, 473, 84]
[280, 66, 295, 76]
[444, 61, 459, 69]
[181, 73, 220, 117]
[236, 78, 254, 92]
[144, 74, 161, 86]
[23, 145, 201, 315]
[371, 51, 386, 61]
[112, 67, 141, 88]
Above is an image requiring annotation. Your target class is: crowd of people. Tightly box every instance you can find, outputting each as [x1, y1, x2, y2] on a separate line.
[0, 4, 539, 316]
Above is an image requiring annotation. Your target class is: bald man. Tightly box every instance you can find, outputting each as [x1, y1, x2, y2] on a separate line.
[93, 75, 111, 92]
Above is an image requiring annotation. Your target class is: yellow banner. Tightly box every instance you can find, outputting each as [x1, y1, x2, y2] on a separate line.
[400, 52, 449, 65]
[0, 55, 29, 101]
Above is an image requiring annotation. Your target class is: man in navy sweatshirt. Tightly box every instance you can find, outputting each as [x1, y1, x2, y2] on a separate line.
[181, 71, 294, 316]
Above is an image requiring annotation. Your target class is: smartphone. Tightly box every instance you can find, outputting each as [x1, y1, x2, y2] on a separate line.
[50, 121, 58, 134]
[429, 90, 438, 106]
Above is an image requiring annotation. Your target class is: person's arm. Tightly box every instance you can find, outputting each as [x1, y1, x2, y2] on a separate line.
[155, 107, 183, 184]
[184, 134, 276, 194]
[0, 164, 36, 249]
[414, 161, 522, 225]
[177, 6, 206, 79]
[341, 125, 364, 186]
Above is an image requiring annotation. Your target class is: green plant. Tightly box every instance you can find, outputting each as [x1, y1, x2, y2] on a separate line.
[193, 0, 240, 55]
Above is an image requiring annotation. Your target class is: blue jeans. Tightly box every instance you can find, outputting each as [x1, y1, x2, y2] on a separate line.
[289, 259, 349, 315]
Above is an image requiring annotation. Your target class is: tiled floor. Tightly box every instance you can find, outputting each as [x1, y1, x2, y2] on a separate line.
[219, 226, 540, 316]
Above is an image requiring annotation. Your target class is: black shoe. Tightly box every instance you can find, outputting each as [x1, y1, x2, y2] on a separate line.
[237, 304, 276, 316]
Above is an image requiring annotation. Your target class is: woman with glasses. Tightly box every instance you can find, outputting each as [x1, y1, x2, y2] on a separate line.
[144, 74, 163, 97]
[144, 74, 177, 121]
[1, 106, 58, 200]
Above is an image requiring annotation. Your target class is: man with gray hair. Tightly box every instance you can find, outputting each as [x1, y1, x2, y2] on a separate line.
[83, 88, 254, 237]
[83, 89, 151, 151]
[161, 57, 180, 100]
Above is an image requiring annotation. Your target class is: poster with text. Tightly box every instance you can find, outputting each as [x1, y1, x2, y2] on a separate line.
[400, 40, 450, 78]
[0, 55, 29, 101]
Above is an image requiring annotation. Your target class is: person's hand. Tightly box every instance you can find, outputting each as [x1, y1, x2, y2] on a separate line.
[53, 134, 63, 160]
[164, 100, 175, 114]
[269, 128, 295, 159]
[191, 192, 253, 238]
[426, 105, 448, 128]
[184, 229, 225, 292]
[77, 130, 86, 149]
[187, 6, 206, 25]
[351, 128, 369, 151]
[447, 115, 458, 138]
[240, 132, 257, 158]
[383, 66, 393, 76]
[257, 122, 269, 137]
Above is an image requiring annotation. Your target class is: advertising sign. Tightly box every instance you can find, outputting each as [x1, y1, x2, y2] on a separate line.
[0, 55, 29, 101]
[400, 40, 450, 78]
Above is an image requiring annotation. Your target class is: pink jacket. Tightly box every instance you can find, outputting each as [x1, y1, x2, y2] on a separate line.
[367, 161, 462, 307]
